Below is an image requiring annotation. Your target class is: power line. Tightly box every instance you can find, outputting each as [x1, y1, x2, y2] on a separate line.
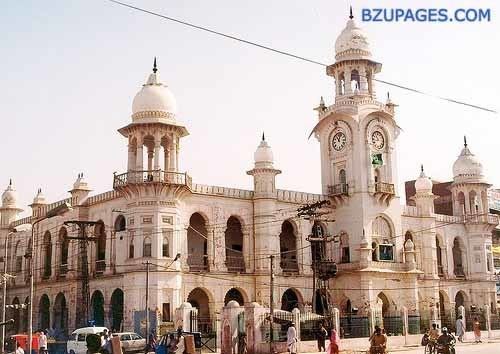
[104, 0, 497, 114]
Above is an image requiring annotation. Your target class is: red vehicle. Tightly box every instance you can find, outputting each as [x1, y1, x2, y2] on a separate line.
[7, 334, 40, 354]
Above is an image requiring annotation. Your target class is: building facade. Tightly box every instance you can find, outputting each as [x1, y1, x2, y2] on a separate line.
[0, 14, 497, 338]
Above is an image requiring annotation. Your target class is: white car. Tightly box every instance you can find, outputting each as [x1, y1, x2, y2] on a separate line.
[112, 332, 146, 353]
[67, 327, 109, 354]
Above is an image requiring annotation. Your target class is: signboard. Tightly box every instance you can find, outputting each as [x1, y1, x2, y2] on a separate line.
[372, 153, 383, 166]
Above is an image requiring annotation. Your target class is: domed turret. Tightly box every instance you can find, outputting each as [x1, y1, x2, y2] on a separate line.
[32, 188, 46, 206]
[1, 179, 18, 209]
[452, 137, 484, 183]
[254, 133, 274, 169]
[131, 58, 177, 122]
[334, 7, 372, 61]
[415, 165, 433, 195]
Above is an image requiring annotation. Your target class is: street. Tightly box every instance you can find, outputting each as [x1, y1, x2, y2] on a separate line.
[388, 342, 499, 353]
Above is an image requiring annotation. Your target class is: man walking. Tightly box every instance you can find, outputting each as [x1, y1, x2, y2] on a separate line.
[455, 315, 465, 342]
[287, 322, 298, 354]
[316, 323, 327, 352]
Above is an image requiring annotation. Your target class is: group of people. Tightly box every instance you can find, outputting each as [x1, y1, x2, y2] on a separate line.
[286, 322, 341, 354]
[454, 315, 482, 344]
[158, 327, 186, 354]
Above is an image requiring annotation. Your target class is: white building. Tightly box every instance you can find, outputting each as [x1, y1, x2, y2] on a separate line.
[0, 13, 497, 338]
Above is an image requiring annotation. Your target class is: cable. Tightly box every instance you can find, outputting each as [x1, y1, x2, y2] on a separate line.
[104, 0, 497, 114]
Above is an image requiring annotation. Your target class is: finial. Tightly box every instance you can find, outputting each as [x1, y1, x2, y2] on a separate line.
[262, 132, 265, 141]
[9, 179, 12, 186]
[420, 164, 424, 173]
[320, 96, 325, 106]
[463, 135, 467, 147]
[349, 6, 354, 19]
[153, 57, 158, 73]
[387, 92, 390, 100]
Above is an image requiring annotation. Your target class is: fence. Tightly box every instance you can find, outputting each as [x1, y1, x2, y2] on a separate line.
[491, 314, 500, 330]
[340, 315, 370, 338]
[259, 311, 292, 342]
[465, 312, 486, 332]
[382, 312, 404, 336]
[407, 315, 421, 335]
[299, 312, 327, 341]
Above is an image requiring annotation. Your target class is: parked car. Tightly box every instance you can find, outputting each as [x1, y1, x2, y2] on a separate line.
[67, 327, 108, 354]
[112, 332, 146, 354]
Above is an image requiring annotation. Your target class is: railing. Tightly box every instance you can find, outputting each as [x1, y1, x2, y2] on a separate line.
[327, 183, 349, 197]
[454, 266, 465, 277]
[374, 182, 395, 195]
[95, 260, 106, 273]
[280, 260, 299, 274]
[187, 255, 208, 272]
[226, 258, 245, 273]
[113, 170, 192, 189]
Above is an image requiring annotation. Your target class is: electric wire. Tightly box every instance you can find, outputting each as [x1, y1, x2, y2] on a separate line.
[104, 0, 497, 114]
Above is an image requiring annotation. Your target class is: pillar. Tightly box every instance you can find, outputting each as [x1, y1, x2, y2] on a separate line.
[136, 143, 144, 171]
[169, 140, 176, 172]
[127, 144, 136, 172]
[359, 67, 368, 94]
[175, 139, 180, 172]
[344, 70, 352, 95]
[164, 147, 170, 172]
[332, 307, 340, 332]
[464, 192, 471, 215]
[153, 141, 161, 170]
[147, 150, 153, 171]
[485, 304, 492, 339]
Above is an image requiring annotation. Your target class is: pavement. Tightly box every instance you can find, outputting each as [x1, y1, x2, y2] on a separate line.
[287, 338, 500, 354]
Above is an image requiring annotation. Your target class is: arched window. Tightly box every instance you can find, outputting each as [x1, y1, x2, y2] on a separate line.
[59, 227, 69, 275]
[162, 230, 170, 258]
[338, 72, 345, 95]
[15, 241, 23, 274]
[95, 222, 106, 273]
[225, 216, 244, 272]
[453, 238, 464, 277]
[404, 231, 413, 242]
[311, 222, 324, 264]
[143, 237, 152, 257]
[374, 168, 381, 183]
[187, 213, 208, 272]
[371, 242, 378, 261]
[436, 236, 443, 276]
[351, 69, 360, 92]
[43, 231, 52, 279]
[280, 221, 298, 273]
[128, 234, 134, 259]
[340, 232, 350, 263]
[114, 215, 126, 232]
[457, 192, 465, 216]
[339, 169, 347, 185]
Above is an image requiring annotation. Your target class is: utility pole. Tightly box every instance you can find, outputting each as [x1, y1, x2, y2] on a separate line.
[298, 200, 337, 319]
[64, 220, 99, 328]
[1, 231, 15, 354]
[269, 254, 274, 354]
[143, 261, 151, 339]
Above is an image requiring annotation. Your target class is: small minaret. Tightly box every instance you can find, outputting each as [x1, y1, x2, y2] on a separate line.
[412, 165, 436, 216]
[29, 188, 47, 218]
[246, 133, 281, 199]
[69, 173, 92, 205]
[0, 179, 23, 227]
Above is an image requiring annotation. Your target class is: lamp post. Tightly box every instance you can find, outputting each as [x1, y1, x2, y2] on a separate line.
[1, 230, 16, 354]
[28, 203, 71, 354]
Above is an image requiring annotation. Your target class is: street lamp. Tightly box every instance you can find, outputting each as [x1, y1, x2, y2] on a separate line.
[1, 229, 17, 354]
[28, 203, 72, 354]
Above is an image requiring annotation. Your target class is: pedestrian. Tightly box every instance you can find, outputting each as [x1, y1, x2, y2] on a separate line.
[455, 315, 465, 342]
[327, 327, 340, 354]
[174, 327, 185, 354]
[146, 331, 157, 353]
[369, 327, 387, 354]
[237, 333, 247, 354]
[473, 317, 482, 343]
[286, 322, 298, 354]
[15, 342, 24, 354]
[316, 323, 328, 352]
[39, 330, 48, 354]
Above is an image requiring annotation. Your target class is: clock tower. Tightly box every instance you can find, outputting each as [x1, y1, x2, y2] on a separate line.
[310, 11, 403, 265]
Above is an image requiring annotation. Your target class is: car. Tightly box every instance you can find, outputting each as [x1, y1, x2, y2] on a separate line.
[67, 327, 108, 354]
[112, 332, 146, 354]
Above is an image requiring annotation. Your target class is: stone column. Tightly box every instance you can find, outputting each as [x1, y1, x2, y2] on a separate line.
[332, 307, 340, 332]
[359, 67, 368, 94]
[169, 139, 176, 172]
[147, 150, 153, 171]
[344, 70, 352, 95]
[242, 230, 251, 273]
[127, 143, 136, 172]
[485, 304, 492, 339]
[464, 191, 471, 215]
[402, 306, 409, 344]
[153, 141, 161, 171]
[175, 139, 180, 172]
[136, 142, 144, 171]
[164, 147, 170, 173]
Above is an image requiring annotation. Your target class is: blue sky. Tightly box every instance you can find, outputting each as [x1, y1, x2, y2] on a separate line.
[1, 0, 499, 214]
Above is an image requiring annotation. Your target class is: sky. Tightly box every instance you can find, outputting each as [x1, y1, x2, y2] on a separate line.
[1, 0, 499, 215]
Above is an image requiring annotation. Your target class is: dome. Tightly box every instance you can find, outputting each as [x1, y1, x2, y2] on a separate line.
[452, 139, 484, 183]
[334, 18, 372, 61]
[254, 133, 274, 168]
[1, 180, 18, 208]
[415, 165, 433, 194]
[32, 188, 46, 205]
[72, 173, 91, 191]
[131, 59, 177, 121]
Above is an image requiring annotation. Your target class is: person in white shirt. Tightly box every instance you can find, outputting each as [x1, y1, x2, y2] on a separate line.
[39, 331, 48, 354]
[15, 343, 25, 354]
[287, 322, 298, 354]
[175, 327, 185, 354]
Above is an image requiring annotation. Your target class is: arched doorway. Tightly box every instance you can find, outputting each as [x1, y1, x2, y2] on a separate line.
[110, 289, 124, 332]
[95, 222, 106, 273]
[114, 215, 126, 232]
[12, 298, 20, 333]
[38, 294, 50, 331]
[281, 288, 302, 312]
[436, 236, 444, 276]
[187, 288, 211, 333]
[224, 288, 245, 306]
[53, 292, 68, 334]
[187, 213, 208, 272]
[225, 216, 244, 272]
[455, 291, 467, 317]
[91, 290, 105, 326]
[279, 221, 298, 273]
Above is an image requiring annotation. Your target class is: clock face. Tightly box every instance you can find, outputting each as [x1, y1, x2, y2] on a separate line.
[371, 131, 385, 150]
[332, 132, 347, 151]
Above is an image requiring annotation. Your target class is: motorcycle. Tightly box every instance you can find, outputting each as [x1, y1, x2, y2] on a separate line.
[435, 342, 455, 354]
